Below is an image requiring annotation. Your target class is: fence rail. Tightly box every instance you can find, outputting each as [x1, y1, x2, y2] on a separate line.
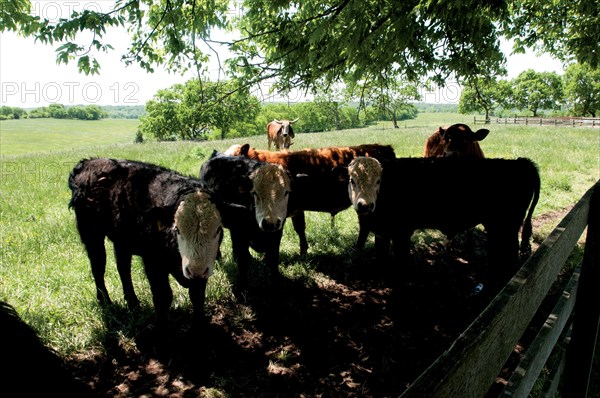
[473, 116, 600, 127]
[399, 180, 600, 398]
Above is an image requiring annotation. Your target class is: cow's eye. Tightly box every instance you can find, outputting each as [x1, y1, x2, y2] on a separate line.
[349, 177, 355, 185]
[174, 226, 180, 235]
[285, 191, 290, 197]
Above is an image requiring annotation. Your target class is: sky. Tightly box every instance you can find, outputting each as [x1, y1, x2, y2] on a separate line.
[0, 3, 564, 108]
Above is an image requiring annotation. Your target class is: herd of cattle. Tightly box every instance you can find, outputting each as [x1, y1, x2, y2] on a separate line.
[68, 122, 541, 342]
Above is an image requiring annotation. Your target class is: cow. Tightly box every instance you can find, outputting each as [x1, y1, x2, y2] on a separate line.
[423, 123, 489, 158]
[267, 118, 298, 150]
[199, 152, 292, 288]
[225, 143, 397, 254]
[0, 300, 97, 397]
[68, 158, 226, 338]
[344, 156, 540, 284]
[423, 123, 490, 250]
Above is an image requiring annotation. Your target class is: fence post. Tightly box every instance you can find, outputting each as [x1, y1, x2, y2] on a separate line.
[562, 182, 600, 397]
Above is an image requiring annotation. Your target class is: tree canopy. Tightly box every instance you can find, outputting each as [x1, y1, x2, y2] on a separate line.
[2, 0, 598, 93]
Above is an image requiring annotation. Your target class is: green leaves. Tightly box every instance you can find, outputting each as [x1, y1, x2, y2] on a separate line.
[1, 0, 597, 94]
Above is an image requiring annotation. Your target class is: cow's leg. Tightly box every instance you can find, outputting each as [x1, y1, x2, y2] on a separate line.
[230, 228, 253, 290]
[187, 278, 208, 329]
[141, 255, 173, 341]
[391, 230, 413, 269]
[355, 214, 371, 251]
[291, 212, 309, 255]
[264, 228, 284, 283]
[113, 243, 140, 310]
[464, 228, 475, 256]
[78, 226, 111, 306]
[486, 225, 520, 286]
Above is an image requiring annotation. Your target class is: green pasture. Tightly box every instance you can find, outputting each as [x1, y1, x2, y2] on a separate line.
[0, 113, 598, 359]
[0, 118, 139, 156]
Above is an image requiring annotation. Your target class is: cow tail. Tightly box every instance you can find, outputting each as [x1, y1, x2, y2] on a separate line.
[519, 160, 541, 258]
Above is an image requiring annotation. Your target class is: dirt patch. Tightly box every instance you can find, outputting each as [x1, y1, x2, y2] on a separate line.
[66, 211, 575, 397]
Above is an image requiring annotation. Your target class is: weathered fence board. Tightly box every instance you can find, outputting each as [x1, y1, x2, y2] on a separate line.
[563, 182, 600, 397]
[499, 267, 580, 396]
[399, 180, 599, 398]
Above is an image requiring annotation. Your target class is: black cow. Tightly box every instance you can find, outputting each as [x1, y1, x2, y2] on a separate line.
[345, 156, 540, 282]
[68, 158, 224, 337]
[199, 152, 292, 288]
[0, 300, 96, 397]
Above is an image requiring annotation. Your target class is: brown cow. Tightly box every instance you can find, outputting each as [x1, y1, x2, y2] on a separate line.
[423, 123, 489, 158]
[225, 143, 397, 253]
[267, 118, 298, 150]
[423, 123, 490, 250]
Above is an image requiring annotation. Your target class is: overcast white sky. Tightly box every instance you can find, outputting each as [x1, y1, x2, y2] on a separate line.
[0, 2, 564, 108]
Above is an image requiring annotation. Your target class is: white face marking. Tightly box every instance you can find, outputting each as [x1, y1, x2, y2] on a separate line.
[174, 191, 223, 279]
[250, 164, 291, 232]
[347, 157, 382, 215]
[224, 144, 242, 156]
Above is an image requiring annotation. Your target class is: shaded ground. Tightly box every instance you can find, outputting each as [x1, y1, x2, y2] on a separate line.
[66, 209, 581, 397]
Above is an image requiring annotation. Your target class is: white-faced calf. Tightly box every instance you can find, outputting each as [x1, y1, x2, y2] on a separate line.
[345, 156, 540, 283]
[68, 158, 223, 338]
[199, 152, 292, 287]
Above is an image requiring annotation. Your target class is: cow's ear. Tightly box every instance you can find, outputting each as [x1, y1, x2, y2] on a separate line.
[145, 207, 173, 233]
[291, 173, 309, 190]
[438, 126, 446, 138]
[240, 143, 251, 156]
[235, 175, 253, 194]
[473, 129, 490, 142]
[331, 166, 349, 183]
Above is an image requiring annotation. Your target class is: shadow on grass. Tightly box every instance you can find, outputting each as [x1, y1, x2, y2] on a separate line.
[68, 226, 585, 397]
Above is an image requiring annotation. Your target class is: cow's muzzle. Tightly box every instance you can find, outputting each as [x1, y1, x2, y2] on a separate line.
[260, 218, 283, 232]
[356, 201, 375, 215]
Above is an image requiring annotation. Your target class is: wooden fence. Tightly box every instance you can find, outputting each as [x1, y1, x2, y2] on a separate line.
[473, 116, 600, 127]
[399, 180, 600, 397]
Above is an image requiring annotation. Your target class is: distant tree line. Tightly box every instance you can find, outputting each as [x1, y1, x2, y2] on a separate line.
[459, 64, 600, 120]
[101, 105, 146, 119]
[0, 104, 108, 120]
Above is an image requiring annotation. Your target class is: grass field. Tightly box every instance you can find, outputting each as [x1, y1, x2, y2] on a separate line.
[0, 118, 139, 156]
[0, 113, 598, 395]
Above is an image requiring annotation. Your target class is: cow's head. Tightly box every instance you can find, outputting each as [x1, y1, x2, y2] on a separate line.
[273, 118, 298, 139]
[174, 191, 223, 280]
[250, 163, 291, 232]
[224, 144, 242, 156]
[438, 124, 489, 157]
[273, 118, 298, 149]
[346, 156, 383, 215]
